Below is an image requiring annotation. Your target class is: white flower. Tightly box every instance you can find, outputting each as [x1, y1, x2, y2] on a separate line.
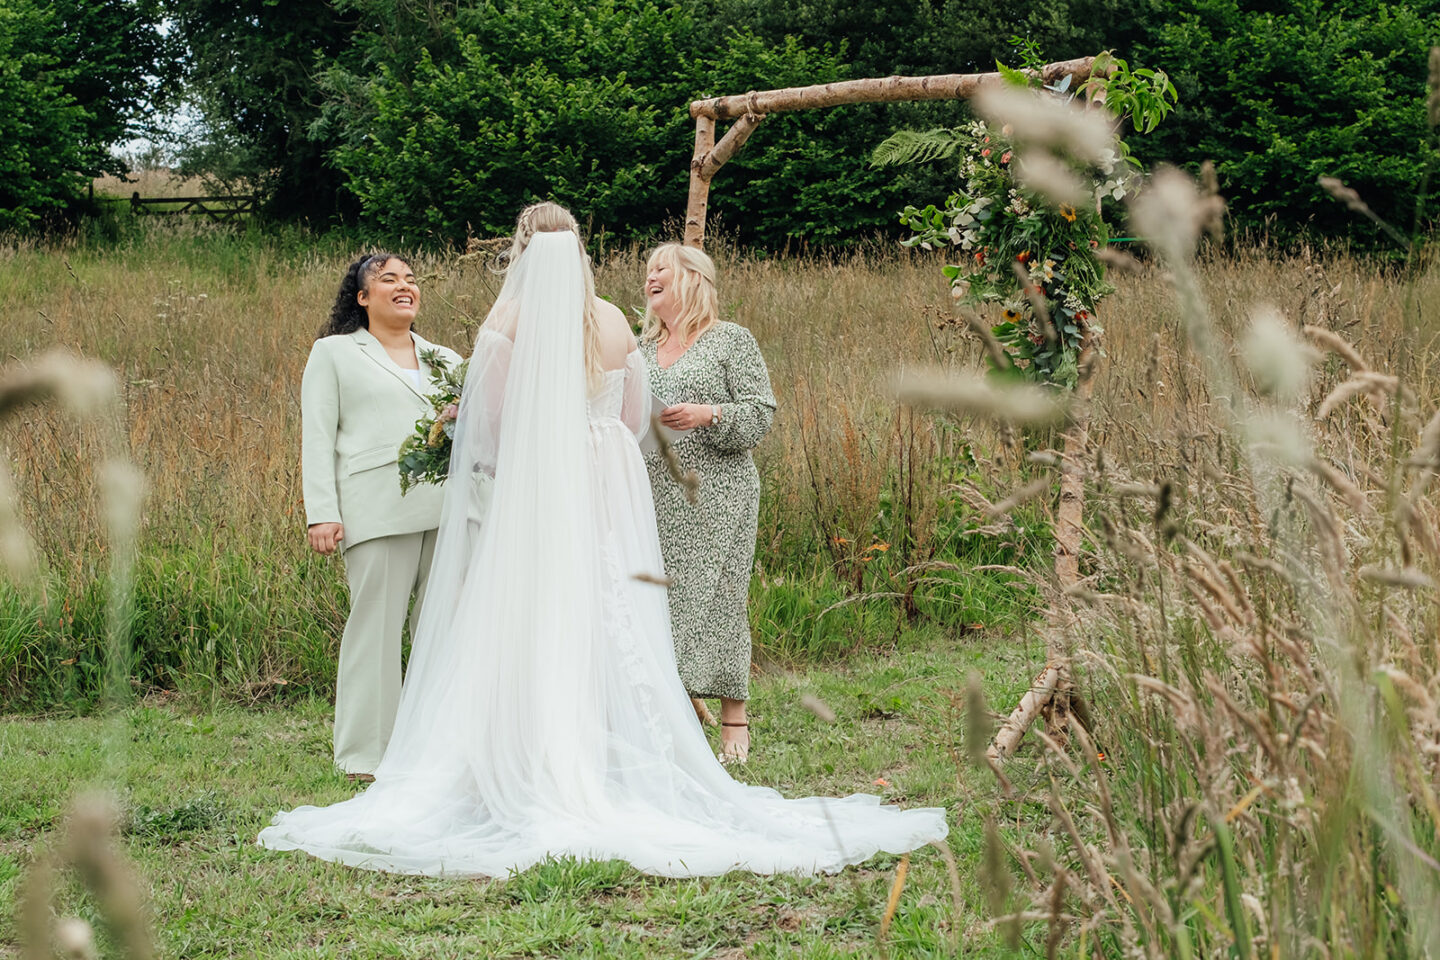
[1027, 259, 1056, 283]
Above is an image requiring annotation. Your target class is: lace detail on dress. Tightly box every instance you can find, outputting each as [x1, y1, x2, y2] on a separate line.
[587, 368, 627, 422]
[595, 503, 672, 757]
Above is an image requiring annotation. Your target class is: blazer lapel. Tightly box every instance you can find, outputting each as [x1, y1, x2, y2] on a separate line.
[412, 332, 440, 385]
[351, 328, 430, 403]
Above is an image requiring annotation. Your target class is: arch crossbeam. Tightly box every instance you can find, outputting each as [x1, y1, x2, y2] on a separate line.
[682, 56, 1098, 248]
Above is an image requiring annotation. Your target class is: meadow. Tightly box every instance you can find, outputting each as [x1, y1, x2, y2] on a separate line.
[2, 213, 1440, 957]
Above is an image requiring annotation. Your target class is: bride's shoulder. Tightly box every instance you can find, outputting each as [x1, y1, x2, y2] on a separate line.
[592, 296, 626, 324]
[592, 298, 637, 349]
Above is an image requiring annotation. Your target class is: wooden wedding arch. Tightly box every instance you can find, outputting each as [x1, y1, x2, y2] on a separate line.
[680, 56, 1104, 760]
[681, 56, 1098, 249]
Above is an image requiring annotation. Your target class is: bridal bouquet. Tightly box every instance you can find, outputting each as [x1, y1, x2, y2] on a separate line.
[398, 349, 468, 494]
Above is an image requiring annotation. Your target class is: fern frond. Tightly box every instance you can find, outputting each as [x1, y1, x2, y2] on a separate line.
[870, 128, 966, 168]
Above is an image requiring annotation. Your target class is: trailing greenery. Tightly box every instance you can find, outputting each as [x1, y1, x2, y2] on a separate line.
[879, 53, 1175, 386]
[397, 351, 467, 494]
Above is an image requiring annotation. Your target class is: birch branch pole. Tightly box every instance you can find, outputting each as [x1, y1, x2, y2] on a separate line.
[987, 337, 1098, 761]
[682, 57, 1098, 248]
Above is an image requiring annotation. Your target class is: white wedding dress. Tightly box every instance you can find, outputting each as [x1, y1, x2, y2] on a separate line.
[258, 232, 947, 877]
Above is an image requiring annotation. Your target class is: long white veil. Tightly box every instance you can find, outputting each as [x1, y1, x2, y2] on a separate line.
[378, 230, 602, 793]
[259, 230, 948, 877]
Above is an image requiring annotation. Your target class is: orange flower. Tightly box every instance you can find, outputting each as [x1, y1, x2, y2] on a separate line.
[1016, 250, 1031, 264]
[873, 778, 890, 787]
[832, 536, 850, 545]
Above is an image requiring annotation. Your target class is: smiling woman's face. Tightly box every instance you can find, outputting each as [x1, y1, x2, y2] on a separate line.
[645, 259, 678, 323]
[356, 258, 419, 327]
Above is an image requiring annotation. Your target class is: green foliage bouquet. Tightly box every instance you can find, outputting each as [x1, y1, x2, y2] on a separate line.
[397, 349, 468, 494]
[897, 118, 1123, 387]
[886, 51, 1176, 388]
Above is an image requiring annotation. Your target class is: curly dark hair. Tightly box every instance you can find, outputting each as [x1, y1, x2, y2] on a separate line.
[317, 251, 410, 339]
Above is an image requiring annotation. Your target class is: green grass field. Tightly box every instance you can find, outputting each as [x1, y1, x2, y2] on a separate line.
[1, 628, 1041, 958]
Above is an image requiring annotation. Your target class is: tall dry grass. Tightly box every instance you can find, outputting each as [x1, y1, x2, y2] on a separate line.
[932, 166, 1440, 953]
[0, 220, 1436, 697]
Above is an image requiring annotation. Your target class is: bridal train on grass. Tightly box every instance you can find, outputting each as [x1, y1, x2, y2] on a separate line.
[258, 225, 948, 877]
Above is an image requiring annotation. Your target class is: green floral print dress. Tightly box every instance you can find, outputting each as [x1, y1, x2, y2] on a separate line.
[642, 321, 776, 701]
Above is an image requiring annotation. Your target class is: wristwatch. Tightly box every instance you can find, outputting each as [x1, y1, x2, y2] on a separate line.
[710, 404, 720, 426]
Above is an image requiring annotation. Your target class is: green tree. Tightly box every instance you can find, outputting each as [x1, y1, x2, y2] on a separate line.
[328, 0, 696, 241]
[0, 0, 174, 229]
[52, 0, 177, 179]
[698, 33, 902, 246]
[165, 0, 362, 221]
[325, 0, 894, 246]
[0, 0, 92, 229]
[1127, 0, 1440, 244]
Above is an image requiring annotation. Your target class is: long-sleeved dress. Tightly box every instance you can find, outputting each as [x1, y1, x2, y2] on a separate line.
[642, 321, 776, 701]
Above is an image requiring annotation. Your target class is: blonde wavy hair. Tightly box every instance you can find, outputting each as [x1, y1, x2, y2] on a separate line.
[508, 201, 602, 390]
[640, 243, 719, 346]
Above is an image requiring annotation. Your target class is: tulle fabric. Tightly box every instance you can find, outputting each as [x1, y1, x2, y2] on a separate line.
[258, 232, 948, 877]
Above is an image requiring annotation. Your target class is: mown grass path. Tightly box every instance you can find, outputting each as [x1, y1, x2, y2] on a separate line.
[1, 628, 1041, 958]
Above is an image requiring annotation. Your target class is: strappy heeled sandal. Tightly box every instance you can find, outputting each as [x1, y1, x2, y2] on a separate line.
[719, 721, 750, 765]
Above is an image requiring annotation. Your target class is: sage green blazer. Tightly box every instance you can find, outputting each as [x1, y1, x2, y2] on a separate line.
[301, 328, 463, 551]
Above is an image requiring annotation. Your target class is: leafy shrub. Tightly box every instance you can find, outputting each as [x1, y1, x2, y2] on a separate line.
[0, 1, 91, 230]
[326, 1, 901, 247]
[1128, 0, 1440, 246]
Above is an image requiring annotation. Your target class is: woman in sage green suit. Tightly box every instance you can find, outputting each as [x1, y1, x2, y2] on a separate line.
[302, 252, 462, 778]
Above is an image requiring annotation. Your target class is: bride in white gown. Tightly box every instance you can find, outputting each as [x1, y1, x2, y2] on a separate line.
[258, 204, 948, 877]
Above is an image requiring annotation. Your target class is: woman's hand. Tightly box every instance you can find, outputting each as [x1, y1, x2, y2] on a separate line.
[308, 522, 345, 556]
[659, 403, 715, 431]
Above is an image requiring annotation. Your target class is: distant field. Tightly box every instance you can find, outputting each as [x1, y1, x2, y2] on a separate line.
[90, 169, 217, 199]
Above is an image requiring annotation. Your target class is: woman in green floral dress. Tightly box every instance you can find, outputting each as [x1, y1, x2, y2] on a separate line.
[641, 243, 775, 764]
